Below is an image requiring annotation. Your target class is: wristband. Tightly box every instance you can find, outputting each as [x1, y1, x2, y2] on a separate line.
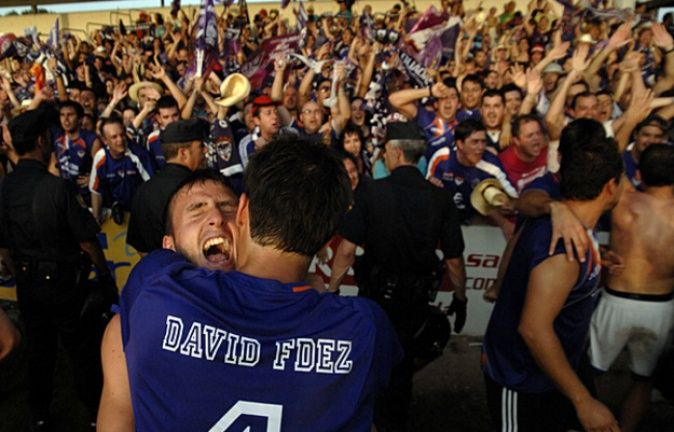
[665, 46, 674, 55]
[428, 84, 434, 98]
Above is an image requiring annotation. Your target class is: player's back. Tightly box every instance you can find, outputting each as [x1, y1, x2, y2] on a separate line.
[119, 250, 401, 432]
[609, 187, 674, 295]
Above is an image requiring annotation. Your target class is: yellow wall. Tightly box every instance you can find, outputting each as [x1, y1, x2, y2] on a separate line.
[0, 0, 553, 38]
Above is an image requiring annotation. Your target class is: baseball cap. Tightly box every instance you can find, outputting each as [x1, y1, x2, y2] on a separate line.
[9, 104, 58, 145]
[251, 95, 280, 115]
[160, 118, 209, 144]
[543, 63, 564, 74]
[385, 121, 425, 142]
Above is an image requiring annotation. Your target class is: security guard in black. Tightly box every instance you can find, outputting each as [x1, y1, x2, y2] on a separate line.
[0, 104, 111, 428]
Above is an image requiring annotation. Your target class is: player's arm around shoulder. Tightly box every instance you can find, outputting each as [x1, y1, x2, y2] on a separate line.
[98, 314, 134, 432]
[519, 255, 620, 432]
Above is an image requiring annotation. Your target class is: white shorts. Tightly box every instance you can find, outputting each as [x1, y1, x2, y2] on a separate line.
[589, 288, 674, 378]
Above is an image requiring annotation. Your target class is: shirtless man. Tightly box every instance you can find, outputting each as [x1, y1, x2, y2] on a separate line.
[590, 144, 674, 432]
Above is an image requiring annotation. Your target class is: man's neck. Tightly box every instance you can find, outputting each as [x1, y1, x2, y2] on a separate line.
[456, 152, 476, 168]
[563, 200, 605, 232]
[644, 185, 674, 200]
[66, 129, 81, 141]
[513, 145, 535, 164]
[237, 242, 310, 284]
[19, 149, 46, 164]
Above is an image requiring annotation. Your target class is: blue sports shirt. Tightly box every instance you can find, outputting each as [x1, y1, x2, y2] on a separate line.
[119, 250, 402, 432]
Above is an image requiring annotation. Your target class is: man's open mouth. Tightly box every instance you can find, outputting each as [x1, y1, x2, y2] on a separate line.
[202, 236, 232, 264]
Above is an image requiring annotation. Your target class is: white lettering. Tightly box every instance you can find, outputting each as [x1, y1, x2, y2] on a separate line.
[335, 341, 353, 373]
[203, 325, 227, 361]
[180, 322, 203, 358]
[273, 340, 295, 370]
[238, 337, 260, 367]
[162, 315, 184, 352]
[294, 338, 316, 372]
[315, 339, 335, 374]
[224, 332, 240, 364]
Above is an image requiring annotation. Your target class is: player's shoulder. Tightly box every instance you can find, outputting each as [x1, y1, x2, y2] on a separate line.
[325, 294, 393, 329]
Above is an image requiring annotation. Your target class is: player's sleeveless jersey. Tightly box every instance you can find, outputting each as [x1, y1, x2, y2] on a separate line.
[483, 217, 602, 393]
[119, 250, 402, 432]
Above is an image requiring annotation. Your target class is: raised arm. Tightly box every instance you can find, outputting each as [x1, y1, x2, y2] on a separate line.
[148, 61, 186, 109]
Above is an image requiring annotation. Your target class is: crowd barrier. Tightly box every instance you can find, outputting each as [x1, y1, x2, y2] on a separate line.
[0, 220, 511, 336]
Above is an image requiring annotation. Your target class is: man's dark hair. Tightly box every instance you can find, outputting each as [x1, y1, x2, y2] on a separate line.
[462, 74, 483, 89]
[244, 137, 352, 256]
[635, 114, 668, 135]
[559, 118, 607, 161]
[164, 169, 235, 236]
[560, 137, 623, 200]
[512, 114, 544, 138]
[481, 88, 504, 105]
[337, 122, 365, 152]
[571, 91, 595, 111]
[501, 83, 522, 98]
[59, 100, 85, 119]
[640, 144, 674, 187]
[156, 95, 179, 111]
[454, 118, 486, 142]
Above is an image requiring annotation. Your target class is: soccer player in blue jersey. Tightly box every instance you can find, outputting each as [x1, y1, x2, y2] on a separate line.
[482, 135, 625, 432]
[98, 139, 402, 431]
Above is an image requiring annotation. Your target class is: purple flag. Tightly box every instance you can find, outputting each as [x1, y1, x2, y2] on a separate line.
[240, 33, 301, 89]
[417, 35, 442, 68]
[297, 1, 308, 29]
[194, 0, 218, 77]
[359, 10, 373, 40]
[409, 6, 447, 34]
[281, 0, 290, 9]
[47, 18, 59, 55]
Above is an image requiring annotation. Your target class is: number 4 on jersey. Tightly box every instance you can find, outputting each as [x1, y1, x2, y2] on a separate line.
[209, 401, 283, 432]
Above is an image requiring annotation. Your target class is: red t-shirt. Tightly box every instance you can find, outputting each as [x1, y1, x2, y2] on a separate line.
[498, 146, 548, 193]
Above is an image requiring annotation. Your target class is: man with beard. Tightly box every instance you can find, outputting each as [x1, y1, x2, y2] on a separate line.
[499, 115, 548, 193]
[98, 139, 401, 431]
[127, 119, 208, 255]
[389, 79, 461, 160]
[53, 101, 102, 205]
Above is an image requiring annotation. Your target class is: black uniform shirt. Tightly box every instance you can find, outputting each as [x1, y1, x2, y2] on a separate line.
[339, 165, 465, 275]
[126, 163, 192, 253]
[0, 159, 100, 262]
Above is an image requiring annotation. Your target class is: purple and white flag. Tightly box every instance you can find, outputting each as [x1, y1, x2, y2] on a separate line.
[46, 18, 60, 55]
[194, 0, 218, 77]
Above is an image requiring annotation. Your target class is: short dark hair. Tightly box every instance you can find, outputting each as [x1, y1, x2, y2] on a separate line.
[635, 114, 668, 135]
[165, 169, 235, 235]
[337, 122, 364, 152]
[481, 88, 504, 105]
[640, 144, 674, 187]
[454, 119, 486, 142]
[243, 136, 352, 256]
[59, 100, 84, 119]
[559, 118, 607, 161]
[501, 83, 522, 97]
[156, 95, 179, 111]
[571, 91, 595, 111]
[462, 74, 483, 89]
[512, 114, 544, 138]
[559, 137, 623, 200]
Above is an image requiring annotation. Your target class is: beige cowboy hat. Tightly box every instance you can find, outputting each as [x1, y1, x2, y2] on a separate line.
[215, 73, 251, 107]
[128, 80, 163, 102]
[577, 34, 596, 45]
[471, 179, 511, 216]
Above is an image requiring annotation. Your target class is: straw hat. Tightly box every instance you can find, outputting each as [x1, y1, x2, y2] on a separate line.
[128, 80, 163, 102]
[215, 73, 251, 107]
[470, 179, 511, 216]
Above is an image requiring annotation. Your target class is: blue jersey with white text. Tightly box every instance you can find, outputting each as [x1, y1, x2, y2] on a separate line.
[119, 250, 402, 432]
[483, 217, 602, 393]
[427, 147, 518, 221]
[53, 129, 97, 204]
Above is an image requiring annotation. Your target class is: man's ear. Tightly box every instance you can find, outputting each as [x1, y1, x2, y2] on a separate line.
[236, 193, 249, 227]
[162, 235, 176, 251]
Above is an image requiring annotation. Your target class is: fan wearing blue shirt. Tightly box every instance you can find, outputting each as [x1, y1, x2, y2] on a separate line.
[98, 138, 402, 432]
[483, 134, 625, 432]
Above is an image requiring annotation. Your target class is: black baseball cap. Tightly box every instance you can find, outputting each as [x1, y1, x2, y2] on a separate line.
[160, 118, 209, 144]
[385, 121, 425, 142]
[9, 104, 58, 145]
